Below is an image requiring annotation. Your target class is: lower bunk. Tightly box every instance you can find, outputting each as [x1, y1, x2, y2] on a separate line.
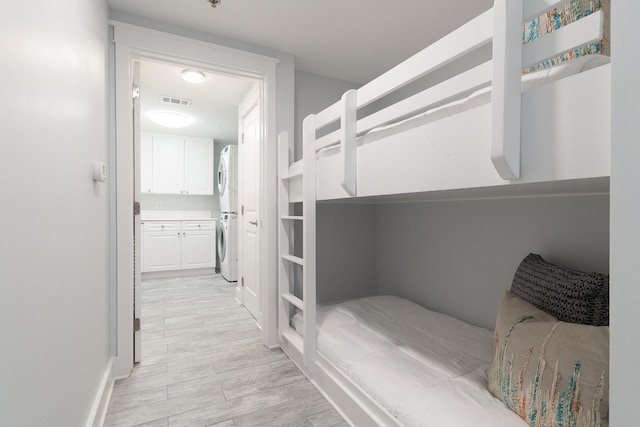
[280, 255, 609, 427]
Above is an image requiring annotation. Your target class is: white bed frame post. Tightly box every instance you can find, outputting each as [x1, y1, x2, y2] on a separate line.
[302, 114, 317, 371]
[491, 0, 523, 180]
[340, 90, 357, 196]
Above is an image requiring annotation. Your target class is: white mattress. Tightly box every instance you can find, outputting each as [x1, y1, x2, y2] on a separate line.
[287, 54, 610, 175]
[293, 295, 527, 427]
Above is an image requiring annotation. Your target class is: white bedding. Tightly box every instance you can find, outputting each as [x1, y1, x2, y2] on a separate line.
[293, 295, 527, 427]
[287, 54, 610, 175]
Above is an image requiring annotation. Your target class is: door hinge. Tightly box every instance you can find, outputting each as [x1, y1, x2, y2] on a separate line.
[241, 277, 244, 287]
[134, 201, 141, 216]
[241, 205, 244, 215]
[132, 85, 140, 99]
[241, 133, 245, 144]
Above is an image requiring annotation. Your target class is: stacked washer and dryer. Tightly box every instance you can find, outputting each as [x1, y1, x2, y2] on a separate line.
[217, 145, 238, 282]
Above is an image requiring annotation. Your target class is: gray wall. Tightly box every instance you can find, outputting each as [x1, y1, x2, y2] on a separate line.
[0, 0, 110, 425]
[376, 195, 610, 330]
[316, 204, 378, 303]
[294, 70, 360, 160]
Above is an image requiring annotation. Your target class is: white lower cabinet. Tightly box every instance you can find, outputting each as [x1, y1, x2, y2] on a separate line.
[142, 220, 216, 273]
[182, 231, 216, 269]
[143, 231, 182, 272]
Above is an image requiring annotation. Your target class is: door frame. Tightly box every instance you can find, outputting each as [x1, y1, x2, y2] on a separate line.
[110, 21, 279, 379]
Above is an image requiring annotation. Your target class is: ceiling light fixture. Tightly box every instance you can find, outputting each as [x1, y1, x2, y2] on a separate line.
[207, 0, 221, 8]
[149, 111, 194, 128]
[181, 69, 206, 84]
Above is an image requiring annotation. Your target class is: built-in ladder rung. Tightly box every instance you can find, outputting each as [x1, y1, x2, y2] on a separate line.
[281, 293, 304, 310]
[281, 216, 304, 221]
[281, 254, 304, 266]
[280, 171, 303, 181]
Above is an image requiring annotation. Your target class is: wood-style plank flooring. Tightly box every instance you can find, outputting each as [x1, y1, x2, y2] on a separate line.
[105, 274, 347, 427]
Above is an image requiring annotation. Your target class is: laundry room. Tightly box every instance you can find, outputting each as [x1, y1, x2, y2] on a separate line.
[137, 58, 257, 282]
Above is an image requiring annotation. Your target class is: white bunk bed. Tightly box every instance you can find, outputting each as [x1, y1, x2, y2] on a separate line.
[277, 0, 610, 425]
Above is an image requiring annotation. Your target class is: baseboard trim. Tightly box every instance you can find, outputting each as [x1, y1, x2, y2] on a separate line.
[86, 357, 115, 427]
[142, 268, 215, 280]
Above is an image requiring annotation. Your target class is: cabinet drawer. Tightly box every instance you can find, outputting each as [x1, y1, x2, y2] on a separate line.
[143, 221, 180, 232]
[182, 220, 215, 231]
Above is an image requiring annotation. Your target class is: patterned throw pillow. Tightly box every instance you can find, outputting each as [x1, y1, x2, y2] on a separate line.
[511, 253, 609, 326]
[522, 0, 610, 73]
[488, 292, 609, 427]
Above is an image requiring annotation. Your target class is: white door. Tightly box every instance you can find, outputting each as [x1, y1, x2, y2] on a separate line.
[133, 61, 142, 363]
[239, 91, 261, 323]
[184, 138, 214, 195]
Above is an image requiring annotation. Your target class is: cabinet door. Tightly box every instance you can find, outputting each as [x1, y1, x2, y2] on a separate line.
[140, 133, 153, 193]
[184, 138, 214, 195]
[181, 230, 215, 269]
[151, 135, 184, 194]
[142, 231, 182, 272]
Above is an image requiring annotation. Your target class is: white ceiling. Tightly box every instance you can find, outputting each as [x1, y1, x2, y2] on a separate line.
[108, 0, 494, 84]
[140, 60, 256, 143]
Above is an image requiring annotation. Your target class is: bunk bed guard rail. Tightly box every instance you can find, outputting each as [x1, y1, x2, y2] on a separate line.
[302, 0, 604, 195]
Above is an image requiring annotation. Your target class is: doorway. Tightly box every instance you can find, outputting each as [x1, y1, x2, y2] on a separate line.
[111, 22, 280, 378]
[135, 57, 258, 362]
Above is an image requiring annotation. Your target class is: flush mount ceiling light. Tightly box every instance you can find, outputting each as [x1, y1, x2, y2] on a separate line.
[149, 111, 194, 128]
[181, 69, 206, 84]
[207, 0, 221, 7]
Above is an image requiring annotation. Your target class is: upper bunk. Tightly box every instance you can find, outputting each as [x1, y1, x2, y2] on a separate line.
[281, 0, 611, 203]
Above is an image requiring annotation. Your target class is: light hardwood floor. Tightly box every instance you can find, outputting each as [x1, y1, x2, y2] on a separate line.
[105, 274, 347, 427]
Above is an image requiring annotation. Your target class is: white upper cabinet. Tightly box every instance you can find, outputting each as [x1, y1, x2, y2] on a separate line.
[184, 138, 215, 195]
[141, 132, 214, 195]
[152, 135, 185, 194]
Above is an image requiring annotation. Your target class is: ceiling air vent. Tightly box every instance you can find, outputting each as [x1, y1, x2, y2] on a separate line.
[160, 96, 192, 107]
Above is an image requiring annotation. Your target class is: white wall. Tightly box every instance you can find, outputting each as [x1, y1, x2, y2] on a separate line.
[141, 193, 217, 214]
[0, 0, 110, 425]
[377, 195, 610, 329]
[610, 2, 640, 424]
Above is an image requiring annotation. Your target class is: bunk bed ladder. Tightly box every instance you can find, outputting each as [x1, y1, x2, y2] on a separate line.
[277, 122, 317, 373]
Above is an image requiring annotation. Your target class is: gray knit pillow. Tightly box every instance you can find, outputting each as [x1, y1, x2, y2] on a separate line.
[510, 254, 609, 326]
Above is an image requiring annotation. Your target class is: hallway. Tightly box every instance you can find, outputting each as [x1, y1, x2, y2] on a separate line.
[105, 275, 346, 427]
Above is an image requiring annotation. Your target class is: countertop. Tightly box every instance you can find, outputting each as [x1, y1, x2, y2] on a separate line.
[141, 210, 217, 221]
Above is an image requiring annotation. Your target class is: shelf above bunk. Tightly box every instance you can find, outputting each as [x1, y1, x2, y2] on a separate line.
[281, 216, 304, 221]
